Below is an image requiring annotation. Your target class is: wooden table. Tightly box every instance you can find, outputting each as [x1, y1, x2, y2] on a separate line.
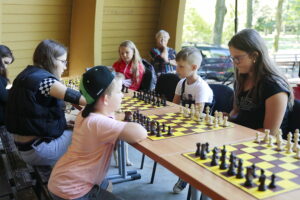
[120, 91, 300, 200]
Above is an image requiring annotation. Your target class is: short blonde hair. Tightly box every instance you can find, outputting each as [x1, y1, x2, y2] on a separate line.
[176, 47, 202, 67]
[155, 30, 170, 40]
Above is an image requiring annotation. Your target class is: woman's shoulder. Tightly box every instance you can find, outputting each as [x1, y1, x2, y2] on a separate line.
[259, 75, 290, 95]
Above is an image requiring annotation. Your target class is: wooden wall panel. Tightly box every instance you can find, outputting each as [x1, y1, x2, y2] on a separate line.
[101, 0, 161, 66]
[1, 0, 72, 80]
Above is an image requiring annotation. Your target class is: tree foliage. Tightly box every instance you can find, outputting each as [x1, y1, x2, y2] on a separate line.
[212, 0, 227, 46]
[182, 7, 212, 44]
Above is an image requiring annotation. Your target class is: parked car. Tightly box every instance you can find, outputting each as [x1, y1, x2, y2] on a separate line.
[182, 44, 234, 82]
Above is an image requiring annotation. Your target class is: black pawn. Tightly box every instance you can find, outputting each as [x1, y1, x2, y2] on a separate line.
[268, 174, 276, 189]
[227, 153, 236, 176]
[258, 169, 266, 191]
[121, 85, 125, 92]
[125, 87, 128, 93]
[236, 159, 244, 179]
[156, 99, 160, 107]
[200, 143, 207, 160]
[205, 142, 210, 153]
[195, 142, 201, 156]
[162, 98, 167, 106]
[252, 164, 257, 178]
[156, 124, 161, 137]
[210, 147, 219, 166]
[150, 121, 156, 136]
[133, 91, 136, 98]
[146, 121, 150, 132]
[162, 123, 166, 132]
[244, 167, 254, 187]
[167, 126, 173, 136]
[219, 145, 228, 170]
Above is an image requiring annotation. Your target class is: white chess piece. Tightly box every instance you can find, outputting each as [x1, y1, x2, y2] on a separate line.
[276, 129, 283, 145]
[213, 117, 219, 128]
[223, 116, 229, 127]
[295, 146, 300, 159]
[293, 130, 299, 152]
[276, 138, 283, 151]
[286, 132, 293, 154]
[255, 132, 261, 143]
[190, 104, 195, 120]
[184, 104, 189, 117]
[207, 115, 213, 126]
[179, 106, 184, 114]
[264, 129, 270, 143]
[268, 136, 274, 147]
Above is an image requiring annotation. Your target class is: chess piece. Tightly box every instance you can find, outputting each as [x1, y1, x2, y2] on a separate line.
[184, 104, 190, 118]
[276, 129, 283, 145]
[286, 132, 293, 154]
[223, 116, 229, 127]
[133, 91, 136, 98]
[227, 153, 237, 176]
[268, 174, 276, 189]
[210, 147, 219, 166]
[205, 106, 210, 122]
[293, 130, 299, 152]
[219, 145, 228, 170]
[150, 121, 157, 136]
[258, 169, 266, 191]
[190, 104, 195, 119]
[268, 136, 274, 147]
[156, 124, 162, 137]
[213, 117, 219, 128]
[167, 126, 173, 136]
[207, 115, 213, 126]
[276, 138, 283, 151]
[124, 111, 132, 122]
[252, 164, 257, 178]
[195, 142, 201, 156]
[255, 132, 261, 143]
[205, 142, 210, 153]
[125, 87, 128, 93]
[263, 129, 270, 143]
[200, 143, 207, 160]
[162, 123, 166, 132]
[236, 159, 244, 179]
[295, 146, 300, 159]
[179, 106, 184, 114]
[244, 167, 254, 187]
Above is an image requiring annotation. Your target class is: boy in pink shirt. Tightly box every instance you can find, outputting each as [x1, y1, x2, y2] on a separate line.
[48, 66, 147, 200]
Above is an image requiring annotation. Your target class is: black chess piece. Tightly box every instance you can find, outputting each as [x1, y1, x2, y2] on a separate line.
[219, 145, 228, 170]
[227, 153, 236, 176]
[258, 169, 266, 191]
[150, 121, 157, 136]
[156, 99, 160, 107]
[156, 124, 162, 137]
[244, 167, 254, 187]
[167, 126, 173, 136]
[133, 91, 136, 98]
[124, 111, 132, 122]
[210, 147, 219, 166]
[229, 153, 237, 168]
[163, 98, 167, 106]
[268, 174, 276, 189]
[236, 159, 244, 179]
[146, 120, 151, 132]
[252, 164, 257, 178]
[121, 85, 125, 93]
[200, 143, 207, 160]
[125, 87, 128, 93]
[162, 123, 166, 132]
[205, 142, 210, 153]
[195, 142, 201, 156]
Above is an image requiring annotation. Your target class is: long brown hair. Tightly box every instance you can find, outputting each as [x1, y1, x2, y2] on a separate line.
[0, 45, 14, 80]
[228, 29, 293, 109]
[119, 40, 144, 83]
[33, 40, 67, 78]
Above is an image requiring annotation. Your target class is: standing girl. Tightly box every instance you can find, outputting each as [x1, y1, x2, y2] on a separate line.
[0, 45, 14, 126]
[113, 40, 145, 91]
[5, 40, 86, 166]
[228, 29, 293, 136]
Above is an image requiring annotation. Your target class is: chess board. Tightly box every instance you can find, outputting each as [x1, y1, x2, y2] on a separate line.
[121, 96, 168, 112]
[183, 140, 300, 199]
[147, 112, 234, 141]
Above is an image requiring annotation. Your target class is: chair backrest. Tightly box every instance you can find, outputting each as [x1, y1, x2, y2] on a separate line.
[287, 99, 300, 133]
[155, 73, 180, 101]
[139, 59, 157, 91]
[209, 84, 234, 113]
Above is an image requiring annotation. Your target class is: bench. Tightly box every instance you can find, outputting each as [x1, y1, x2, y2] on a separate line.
[273, 53, 300, 73]
[0, 126, 51, 200]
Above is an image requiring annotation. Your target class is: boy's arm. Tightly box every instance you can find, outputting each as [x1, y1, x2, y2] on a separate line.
[173, 94, 181, 105]
[118, 122, 147, 144]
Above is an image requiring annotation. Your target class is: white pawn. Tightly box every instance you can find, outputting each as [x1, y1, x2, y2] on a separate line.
[295, 146, 300, 159]
[190, 104, 195, 120]
[255, 132, 261, 143]
[184, 104, 190, 118]
[223, 116, 229, 127]
[207, 115, 213, 126]
[213, 117, 219, 128]
[268, 136, 274, 147]
[179, 106, 184, 114]
[286, 132, 293, 154]
[263, 129, 270, 143]
[277, 138, 283, 151]
[293, 130, 299, 152]
[276, 129, 283, 145]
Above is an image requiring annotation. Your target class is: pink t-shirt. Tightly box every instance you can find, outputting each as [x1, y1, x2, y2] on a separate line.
[48, 112, 126, 199]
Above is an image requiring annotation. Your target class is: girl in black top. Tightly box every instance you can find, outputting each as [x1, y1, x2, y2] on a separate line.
[228, 29, 293, 136]
[0, 45, 14, 126]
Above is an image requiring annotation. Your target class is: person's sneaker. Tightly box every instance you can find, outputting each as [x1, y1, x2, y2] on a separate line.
[173, 178, 188, 193]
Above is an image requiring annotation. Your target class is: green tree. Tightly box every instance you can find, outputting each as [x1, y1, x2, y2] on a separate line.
[212, 0, 227, 46]
[182, 7, 212, 44]
[274, 0, 285, 52]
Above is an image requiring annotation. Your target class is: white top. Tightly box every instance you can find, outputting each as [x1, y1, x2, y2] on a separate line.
[175, 76, 213, 104]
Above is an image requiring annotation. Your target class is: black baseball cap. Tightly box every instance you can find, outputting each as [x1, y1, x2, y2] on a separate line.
[80, 66, 115, 104]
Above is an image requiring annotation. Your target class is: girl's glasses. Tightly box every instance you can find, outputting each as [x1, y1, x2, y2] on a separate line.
[57, 59, 68, 65]
[229, 54, 248, 64]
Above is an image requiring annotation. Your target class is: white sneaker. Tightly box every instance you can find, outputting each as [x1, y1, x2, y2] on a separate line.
[173, 178, 188, 194]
